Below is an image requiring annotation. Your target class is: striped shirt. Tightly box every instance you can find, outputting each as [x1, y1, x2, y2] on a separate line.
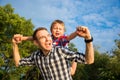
[19, 46, 86, 80]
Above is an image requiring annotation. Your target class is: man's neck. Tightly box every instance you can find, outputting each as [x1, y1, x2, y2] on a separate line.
[42, 50, 50, 56]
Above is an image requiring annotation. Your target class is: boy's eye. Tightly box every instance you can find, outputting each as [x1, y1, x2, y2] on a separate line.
[59, 28, 62, 30]
[53, 27, 57, 29]
[53, 27, 63, 30]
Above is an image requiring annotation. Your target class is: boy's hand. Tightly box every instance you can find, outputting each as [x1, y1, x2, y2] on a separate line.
[12, 34, 23, 44]
[76, 26, 91, 40]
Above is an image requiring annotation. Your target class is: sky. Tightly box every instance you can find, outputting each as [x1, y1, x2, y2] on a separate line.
[0, 0, 120, 53]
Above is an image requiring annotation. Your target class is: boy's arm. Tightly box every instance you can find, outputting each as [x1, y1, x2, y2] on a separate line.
[14, 35, 33, 43]
[12, 34, 21, 67]
[22, 36, 33, 41]
[67, 31, 77, 41]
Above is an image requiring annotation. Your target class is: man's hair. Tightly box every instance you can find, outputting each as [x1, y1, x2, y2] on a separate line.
[33, 27, 48, 40]
[50, 19, 65, 32]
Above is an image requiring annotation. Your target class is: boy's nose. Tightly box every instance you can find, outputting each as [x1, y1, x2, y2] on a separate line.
[56, 28, 60, 31]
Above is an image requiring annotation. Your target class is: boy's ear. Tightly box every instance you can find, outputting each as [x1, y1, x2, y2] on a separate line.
[33, 40, 39, 46]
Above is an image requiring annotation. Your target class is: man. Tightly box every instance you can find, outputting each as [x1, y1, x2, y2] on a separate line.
[12, 26, 94, 80]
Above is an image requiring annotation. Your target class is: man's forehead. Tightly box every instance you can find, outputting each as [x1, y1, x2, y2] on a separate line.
[37, 30, 49, 35]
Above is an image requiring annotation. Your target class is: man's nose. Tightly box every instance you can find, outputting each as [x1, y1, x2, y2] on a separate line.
[45, 36, 51, 41]
[45, 37, 49, 40]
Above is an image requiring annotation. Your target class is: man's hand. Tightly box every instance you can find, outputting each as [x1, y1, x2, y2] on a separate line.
[76, 26, 94, 64]
[76, 26, 91, 40]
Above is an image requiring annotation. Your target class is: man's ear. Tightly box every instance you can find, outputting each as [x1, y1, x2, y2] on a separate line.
[33, 40, 39, 46]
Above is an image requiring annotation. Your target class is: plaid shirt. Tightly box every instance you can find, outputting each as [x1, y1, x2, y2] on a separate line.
[52, 35, 69, 47]
[19, 47, 86, 80]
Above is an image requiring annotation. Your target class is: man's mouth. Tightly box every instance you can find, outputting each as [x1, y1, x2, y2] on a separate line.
[45, 42, 51, 46]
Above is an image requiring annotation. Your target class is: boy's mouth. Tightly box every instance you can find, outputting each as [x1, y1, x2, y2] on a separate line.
[55, 33, 60, 36]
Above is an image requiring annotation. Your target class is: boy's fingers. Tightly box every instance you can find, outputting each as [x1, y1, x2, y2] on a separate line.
[12, 34, 22, 43]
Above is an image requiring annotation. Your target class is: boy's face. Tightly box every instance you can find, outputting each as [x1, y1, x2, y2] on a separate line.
[35, 30, 53, 53]
[51, 23, 65, 38]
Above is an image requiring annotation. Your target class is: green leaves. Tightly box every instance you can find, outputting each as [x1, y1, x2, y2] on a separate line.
[0, 4, 35, 80]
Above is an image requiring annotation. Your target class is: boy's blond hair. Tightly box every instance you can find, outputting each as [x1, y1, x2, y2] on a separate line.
[50, 20, 66, 32]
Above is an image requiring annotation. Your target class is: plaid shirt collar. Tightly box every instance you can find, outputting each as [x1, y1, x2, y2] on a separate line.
[37, 46, 54, 57]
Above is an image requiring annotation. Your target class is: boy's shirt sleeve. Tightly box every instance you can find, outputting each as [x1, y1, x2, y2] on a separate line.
[59, 47, 86, 64]
[61, 35, 69, 45]
[58, 35, 69, 47]
[52, 35, 69, 47]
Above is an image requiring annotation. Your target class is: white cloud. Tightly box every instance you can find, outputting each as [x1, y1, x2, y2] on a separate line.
[82, 14, 106, 26]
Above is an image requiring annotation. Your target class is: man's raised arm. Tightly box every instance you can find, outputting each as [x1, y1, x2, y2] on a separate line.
[12, 34, 21, 67]
[76, 26, 94, 64]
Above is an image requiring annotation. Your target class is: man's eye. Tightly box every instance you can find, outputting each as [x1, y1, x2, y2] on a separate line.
[39, 36, 45, 40]
[47, 34, 51, 37]
[41, 36, 45, 38]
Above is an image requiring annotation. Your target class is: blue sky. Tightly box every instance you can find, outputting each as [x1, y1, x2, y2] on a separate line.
[0, 0, 120, 53]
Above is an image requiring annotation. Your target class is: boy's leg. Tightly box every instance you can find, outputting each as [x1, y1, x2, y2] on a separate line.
[70, 61, 77, 76]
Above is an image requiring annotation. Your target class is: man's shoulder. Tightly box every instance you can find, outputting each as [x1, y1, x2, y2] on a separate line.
[52, 46, 70, 52]
[32, 49, 42, 56]
[52, 46, 63, 52]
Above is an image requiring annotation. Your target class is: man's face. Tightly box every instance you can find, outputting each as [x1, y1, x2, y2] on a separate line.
[51, 23, 65, 38]
[35, 30, 53, 53]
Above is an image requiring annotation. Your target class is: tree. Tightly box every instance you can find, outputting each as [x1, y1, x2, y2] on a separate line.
[0, 4, 37, 80]
[68, 43, 78, 52]
[73, 45, 120, 80]
[109, 34, 120, 80]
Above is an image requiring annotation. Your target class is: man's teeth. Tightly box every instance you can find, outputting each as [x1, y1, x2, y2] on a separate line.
[46, 43, 51, 45]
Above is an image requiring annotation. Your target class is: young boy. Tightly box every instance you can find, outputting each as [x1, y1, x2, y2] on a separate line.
[15, 20, 78, 75]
